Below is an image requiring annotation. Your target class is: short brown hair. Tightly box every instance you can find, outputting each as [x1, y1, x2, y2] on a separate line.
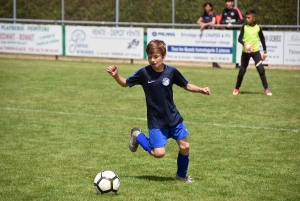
[146, 39, 166, 56]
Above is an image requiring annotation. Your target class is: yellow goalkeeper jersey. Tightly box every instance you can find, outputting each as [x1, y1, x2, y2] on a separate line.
[238, 24, 267, 53]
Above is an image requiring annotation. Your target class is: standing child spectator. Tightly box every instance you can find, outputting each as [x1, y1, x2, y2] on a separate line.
[197, 2, 217, 36]
[232, 9, 272, 96]
[107, 39, 210, 182]
[220, 0, 244, 29]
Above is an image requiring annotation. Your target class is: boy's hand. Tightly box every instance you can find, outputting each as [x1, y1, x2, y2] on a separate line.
[261, 52, 268, 61]
[201, 87, 210, 95]
[107, 65, 118, 77]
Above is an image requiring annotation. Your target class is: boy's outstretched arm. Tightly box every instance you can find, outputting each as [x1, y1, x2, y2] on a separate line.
[107, 65, 128, 87]
[183, 83, 210, 95]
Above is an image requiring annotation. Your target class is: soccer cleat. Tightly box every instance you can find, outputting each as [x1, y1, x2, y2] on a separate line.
[232, 88, 240, 95]
[174, 174, 194, 183]
[129, 127, 141, 152]
[264, 89, 273, 96]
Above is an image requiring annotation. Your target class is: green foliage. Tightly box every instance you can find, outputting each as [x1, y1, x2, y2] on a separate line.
[0, 0, 299, 25]
[17, 0, 61, 20]
[64, 0, 115, 21]
[0, 1, 13, 18]
[119, 0, 172, 23]
[238, 0, 298, 25]
[0, 58, 300, 200]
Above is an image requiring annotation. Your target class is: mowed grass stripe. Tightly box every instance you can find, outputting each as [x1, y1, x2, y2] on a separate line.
[1, 107, 299, 133]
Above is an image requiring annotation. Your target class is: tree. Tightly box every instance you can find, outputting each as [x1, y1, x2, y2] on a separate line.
[0, 0, 298, 25]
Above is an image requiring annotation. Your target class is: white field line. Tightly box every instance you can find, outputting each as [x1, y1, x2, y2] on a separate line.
[1, 107, 299, 133]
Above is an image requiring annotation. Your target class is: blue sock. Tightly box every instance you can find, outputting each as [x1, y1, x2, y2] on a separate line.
[264, 87, 268, 90]
[176, 152, 189, 178]
[136, 134, 152, 153]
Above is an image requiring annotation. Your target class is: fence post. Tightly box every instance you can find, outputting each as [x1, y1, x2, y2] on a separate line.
[116, 0, 119, 27]
[172, 0, 175, 28]
[297, 0, 299, 30]
[62, 25, 65, 56]
[235, 0, 238, 7]
[13, 0, 17, 24]
[62, 0, 64, 25]
[144, 33, 147, 59]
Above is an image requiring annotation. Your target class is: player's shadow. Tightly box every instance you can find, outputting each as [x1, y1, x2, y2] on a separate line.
[240, 91, 262, 95]
[135, 175, 175, 181]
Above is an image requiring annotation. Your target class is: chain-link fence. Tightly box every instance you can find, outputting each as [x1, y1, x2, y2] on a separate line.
[0, 0, 299, 26]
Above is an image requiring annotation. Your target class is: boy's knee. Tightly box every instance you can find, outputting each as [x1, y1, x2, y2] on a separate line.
[257, 66, 265, 76]
[152, 148, 166, 158]
[238, 67, 246, 76]
[179, 142, 190, 154]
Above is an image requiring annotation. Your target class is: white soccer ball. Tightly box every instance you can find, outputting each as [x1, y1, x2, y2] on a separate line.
[94, 170, 120, 194]
[245, 44, 251, 50]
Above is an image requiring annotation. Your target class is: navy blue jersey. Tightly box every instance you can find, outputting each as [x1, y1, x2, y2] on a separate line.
[220, 7, 244, 25]
[201, 11, 217, 23]
[126, 64, 188, 129]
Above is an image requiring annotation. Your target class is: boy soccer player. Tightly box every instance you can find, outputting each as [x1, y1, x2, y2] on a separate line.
[232, 9, 272, 96]
[107, 39, 210, 182]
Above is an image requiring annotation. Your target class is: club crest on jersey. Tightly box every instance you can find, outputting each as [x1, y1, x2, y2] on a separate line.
[162, 78, 170, 86]
[231, 12, 234, 16]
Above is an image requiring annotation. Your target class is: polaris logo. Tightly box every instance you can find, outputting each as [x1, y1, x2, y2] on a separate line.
[152, 32, 175, 37]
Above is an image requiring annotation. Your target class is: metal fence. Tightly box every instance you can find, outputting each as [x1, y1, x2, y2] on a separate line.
[0, 0, 299, 27]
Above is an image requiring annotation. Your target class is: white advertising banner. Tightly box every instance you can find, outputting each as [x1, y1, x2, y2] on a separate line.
[65, 26, 143, 59]
[283, 32, 300, 65]
[0, 23, 62, 55]
[236, 31, 284, 65]
[147, 28, 233, 63]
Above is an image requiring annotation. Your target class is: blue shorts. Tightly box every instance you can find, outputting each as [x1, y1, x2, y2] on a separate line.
[148, 122, 189, 149]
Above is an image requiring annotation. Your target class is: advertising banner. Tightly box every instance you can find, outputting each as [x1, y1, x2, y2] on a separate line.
[236, 31, 284, 65]
[147, 28, 233, 63]
[283, 32, 300, 65]
[0, 23, 62, 55]
[65, 26, 144, 59]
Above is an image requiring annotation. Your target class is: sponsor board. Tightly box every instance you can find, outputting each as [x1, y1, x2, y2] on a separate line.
[147, 28, 233, 63]
[0, 23, 62, 55]
[65, 26, 143, 59]
[283, 32, 300, 65]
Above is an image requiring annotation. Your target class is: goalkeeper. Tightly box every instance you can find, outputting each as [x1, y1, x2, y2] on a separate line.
[233, 9, 272, 96]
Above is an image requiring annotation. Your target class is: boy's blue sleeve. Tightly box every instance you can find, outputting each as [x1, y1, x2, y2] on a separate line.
[173, 68, 188, 87]
[126, 68, 142, 87]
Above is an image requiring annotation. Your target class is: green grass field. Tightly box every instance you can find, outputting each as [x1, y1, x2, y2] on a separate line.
[0, 58, 299, 201]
